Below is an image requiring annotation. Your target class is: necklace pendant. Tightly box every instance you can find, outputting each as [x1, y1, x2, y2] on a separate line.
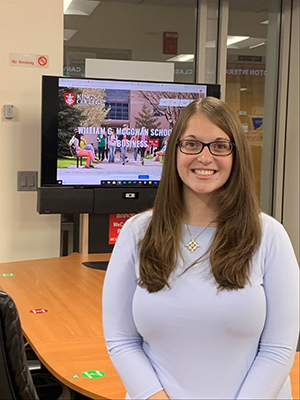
[185, 237, 200, 253]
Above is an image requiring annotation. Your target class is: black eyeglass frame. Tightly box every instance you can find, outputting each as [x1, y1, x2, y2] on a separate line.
[177, 139, 235, 156]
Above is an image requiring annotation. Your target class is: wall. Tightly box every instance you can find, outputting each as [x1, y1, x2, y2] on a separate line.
[0, 0, 63, 262]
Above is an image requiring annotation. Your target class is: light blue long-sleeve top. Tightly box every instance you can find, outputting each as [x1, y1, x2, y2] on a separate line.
[102, 211, 299, 399]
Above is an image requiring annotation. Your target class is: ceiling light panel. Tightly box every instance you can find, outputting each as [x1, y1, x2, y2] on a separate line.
[64, 0, 101, 16]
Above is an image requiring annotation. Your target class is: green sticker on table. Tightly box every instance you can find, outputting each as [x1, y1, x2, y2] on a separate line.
[81, 370, 105, 379]
[1, 273, 15, 277]
[72, 374, 79, 379]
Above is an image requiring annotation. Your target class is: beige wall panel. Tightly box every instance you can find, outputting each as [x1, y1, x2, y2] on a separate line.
[0, 1, 63, 262]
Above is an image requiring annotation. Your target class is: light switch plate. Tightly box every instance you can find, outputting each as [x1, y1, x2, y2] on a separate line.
[17, 171, 38, 191]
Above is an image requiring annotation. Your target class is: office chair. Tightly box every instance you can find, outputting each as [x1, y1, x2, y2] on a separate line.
[0, 290, 38, 399]
[0, 290, 72, 400]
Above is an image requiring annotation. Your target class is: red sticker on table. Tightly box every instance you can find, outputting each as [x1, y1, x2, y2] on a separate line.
[30, 308, 48, 314]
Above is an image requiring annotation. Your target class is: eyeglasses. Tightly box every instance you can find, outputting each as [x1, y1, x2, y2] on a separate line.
[177, 139, 235, 156]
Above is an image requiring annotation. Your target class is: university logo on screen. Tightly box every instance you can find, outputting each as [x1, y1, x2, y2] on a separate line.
[64, 93, 103, 107]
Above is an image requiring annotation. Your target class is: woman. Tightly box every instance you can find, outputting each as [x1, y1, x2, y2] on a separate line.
[108, 128, 117, 163]
[153, 137, 168, 162]
[79, 132, 96, 167]
[119, 123, 130, 165]
[97, 133, 106, 161]
[72, 132, 99, 168]
[131, 133, 138, 161]
[102, 97, 299, 400]
[139, 126, 149, 165]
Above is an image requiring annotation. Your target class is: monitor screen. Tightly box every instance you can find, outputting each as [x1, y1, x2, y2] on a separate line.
[41, 76, 220, 188]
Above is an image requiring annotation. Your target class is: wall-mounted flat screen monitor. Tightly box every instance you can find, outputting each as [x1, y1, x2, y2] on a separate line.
[41, 76, 220, 188]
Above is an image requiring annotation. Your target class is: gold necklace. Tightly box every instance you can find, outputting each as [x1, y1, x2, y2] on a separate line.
[185, 222, 212, 253]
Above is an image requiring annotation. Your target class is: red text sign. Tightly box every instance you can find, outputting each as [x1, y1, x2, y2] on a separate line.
[109, 213, 135, 245]
[9, 53, 49, 68]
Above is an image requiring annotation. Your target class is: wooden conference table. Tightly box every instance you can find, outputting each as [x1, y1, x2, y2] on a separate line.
[0, 253, 299, 399]
[0, 252, 126, 400]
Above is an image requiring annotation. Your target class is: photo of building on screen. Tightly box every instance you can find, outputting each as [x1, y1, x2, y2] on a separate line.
[56, 85, 204, 185]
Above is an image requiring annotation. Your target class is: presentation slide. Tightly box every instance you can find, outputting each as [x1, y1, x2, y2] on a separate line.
[56, 78, 207, 186]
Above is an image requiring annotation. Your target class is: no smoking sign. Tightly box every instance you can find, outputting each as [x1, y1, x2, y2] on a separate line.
[9, 53, 49, 68]
[38, 56, 48, 67]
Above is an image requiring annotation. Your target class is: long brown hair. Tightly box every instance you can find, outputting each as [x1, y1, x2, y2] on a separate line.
[138, 97, 261, 292]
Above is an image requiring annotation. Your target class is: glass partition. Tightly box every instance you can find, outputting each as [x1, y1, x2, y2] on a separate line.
[225, 1, 269, 198]
[64, 0, 198, 83]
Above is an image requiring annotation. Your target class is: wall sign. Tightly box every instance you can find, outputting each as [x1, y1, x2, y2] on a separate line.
[163, 32, 178, 55]
[252, 117, 264, 130]
[9, 53, 49, 68]
[238, 55, 262, 62]
[109, 213, 135, 245]
[226, 68, 266, 76]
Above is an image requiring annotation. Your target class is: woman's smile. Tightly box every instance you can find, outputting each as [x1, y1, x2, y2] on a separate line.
[192, 168, 216, 177]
